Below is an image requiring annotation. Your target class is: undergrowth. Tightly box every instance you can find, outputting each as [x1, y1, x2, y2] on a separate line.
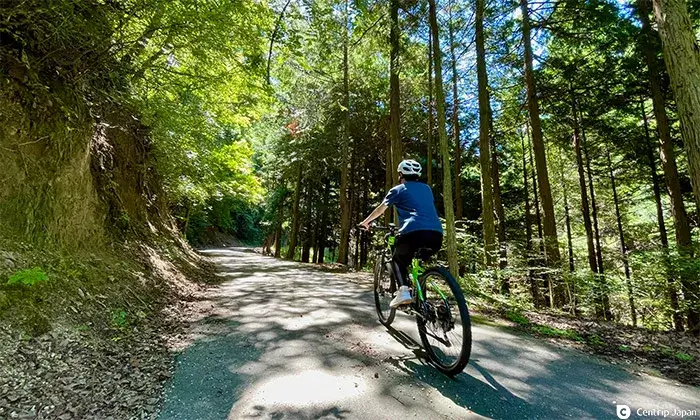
[0, 232, 211, 340]
[469, 291, 699, 384]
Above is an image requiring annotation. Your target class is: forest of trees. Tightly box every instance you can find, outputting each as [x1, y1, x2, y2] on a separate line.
[3, 0, 700, 334]
[250, 0, 700, 334]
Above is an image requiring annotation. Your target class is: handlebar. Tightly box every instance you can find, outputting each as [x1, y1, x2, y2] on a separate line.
[356, 223, 397, 232]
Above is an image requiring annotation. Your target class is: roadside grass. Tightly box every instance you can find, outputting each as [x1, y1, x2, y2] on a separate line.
[531, 324, 585, 342]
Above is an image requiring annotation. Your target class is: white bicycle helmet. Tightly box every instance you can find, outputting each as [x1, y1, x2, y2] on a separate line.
[397, 159, 422, 176]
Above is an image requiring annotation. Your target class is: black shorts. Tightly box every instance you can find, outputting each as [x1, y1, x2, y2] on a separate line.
[392, 230, 443, 285]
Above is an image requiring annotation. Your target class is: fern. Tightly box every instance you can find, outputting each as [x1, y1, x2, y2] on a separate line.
[7, 267, 48, 286]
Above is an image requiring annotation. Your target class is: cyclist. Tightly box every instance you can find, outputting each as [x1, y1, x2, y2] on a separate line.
[359, 159, 443, 308]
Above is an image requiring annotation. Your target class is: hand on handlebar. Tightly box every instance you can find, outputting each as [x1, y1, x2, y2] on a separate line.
[358, 221, 371, 231]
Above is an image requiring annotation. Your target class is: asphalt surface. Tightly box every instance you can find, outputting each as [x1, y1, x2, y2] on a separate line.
[159, 248, 700, 420]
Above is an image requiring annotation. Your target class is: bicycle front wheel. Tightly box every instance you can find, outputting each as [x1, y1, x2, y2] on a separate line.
[374, 253, 396, 326]
[416, 266, 471, 376]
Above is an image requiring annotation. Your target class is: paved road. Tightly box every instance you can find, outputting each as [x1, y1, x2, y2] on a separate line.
[159, 248, 700, 420]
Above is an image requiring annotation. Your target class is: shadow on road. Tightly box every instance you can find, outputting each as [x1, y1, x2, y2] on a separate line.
[160, 248, 700, 420]
[383, 325, 545, 419]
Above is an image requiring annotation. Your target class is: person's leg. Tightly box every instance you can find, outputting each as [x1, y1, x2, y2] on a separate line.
[390, 232, 420, 307]
[426, 231, 443, 257]
[392, 231, 422, 286]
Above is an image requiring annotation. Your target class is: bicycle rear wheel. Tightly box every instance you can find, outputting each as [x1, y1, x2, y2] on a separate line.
[416, 266, 471, 376]
[374, 253, 396, 326]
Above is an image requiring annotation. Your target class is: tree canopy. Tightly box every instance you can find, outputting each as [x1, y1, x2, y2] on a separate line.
[3, 0, 700, 333]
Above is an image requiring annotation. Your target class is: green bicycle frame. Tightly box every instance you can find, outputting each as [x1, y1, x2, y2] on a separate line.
[386, 233, 448, 303]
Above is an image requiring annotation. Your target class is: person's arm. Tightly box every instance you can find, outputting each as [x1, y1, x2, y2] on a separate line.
[359, 203, 388, 230]
[361, 186, 401, 230]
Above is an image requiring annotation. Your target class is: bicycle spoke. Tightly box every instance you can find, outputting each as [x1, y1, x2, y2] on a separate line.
[374, 254, 395, 326]
[418, 269, 470, 373]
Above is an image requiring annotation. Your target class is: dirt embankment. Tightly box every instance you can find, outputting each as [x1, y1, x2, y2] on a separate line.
[0, 237, 222, 419]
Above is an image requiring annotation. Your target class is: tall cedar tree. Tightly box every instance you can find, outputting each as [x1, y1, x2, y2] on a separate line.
[520, 0, 562, 270]
[338, 0, 353, 264]
[448, 3, 463, 219]
[475, 0, 497, 268]
[389, 0, 403, 186]
[427, 30, 435, 187]
[429, 0, 459, 277]
[641, 100, 684, 330]
[650, 0, 700, 331]
[652, 0, 700, 215]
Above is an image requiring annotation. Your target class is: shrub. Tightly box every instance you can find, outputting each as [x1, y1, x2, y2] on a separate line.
[505, 310, 530, 326]
[7, 267, 48, 286]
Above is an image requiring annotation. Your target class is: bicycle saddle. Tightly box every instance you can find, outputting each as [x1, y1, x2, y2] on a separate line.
[415, 247, 436, 261]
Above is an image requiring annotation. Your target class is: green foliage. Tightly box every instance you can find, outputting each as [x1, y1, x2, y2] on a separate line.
[588, 335, 606, 346]
[532, 325, 584, 342]
[505, 310, 530, 326]
[5, 0, 700, 339]
[675, 352, 693, 362]
[124, 0, 272, 244]
[7, 267, 48, 287]
[111, 309, 129, 329]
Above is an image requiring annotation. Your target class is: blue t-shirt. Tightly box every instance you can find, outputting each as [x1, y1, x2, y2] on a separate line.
[382, 181, 443, 235]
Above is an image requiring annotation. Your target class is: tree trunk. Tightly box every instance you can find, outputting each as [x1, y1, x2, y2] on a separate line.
[521, 129, 540, 307]
[475, 0, 497, 268]
[641, 0, 699, 331]
[520, 0, 561, 267]
[183, 203, 191, 239]
[642, 99, 684, 330]
[652, 0, 700, 215]
[313, 219, 321, 263]
[286, 163, 303, 260]
[558, 151, 575, 274]
[607, 152, 637, 326]
[561, 158, 576, 313]
[491, 134, 508, 272]
[429, 0, 459, 278]
[527, 125, 544, 258]
[526, 123, 549, 305]
[316, 223, 325, 264]
[573, 99, 602, 316]
[317, 178, 330, 264]
[581, 120, 604, 275]
[564, 189, 574, 272]
[385, 131, 393, 226]
[266, 0, 293, 84]
[349, 161, 358, 268]
[492, 137, 509, 294]
[354, 228, 360, 268]
[491, 111, 509, 295]
[389, 0, 403, 186]
[427, 31, 434, 188]
[301, 236, 311, 263]
[581, 119, 611, 320]
[274, 210, 283, 259]
[338, 0, 353, 265]
[448, 5, 463, 220]
[572, 94, 599, 278]
[360, 230, 368, 267]
[301, 182, 314, 263]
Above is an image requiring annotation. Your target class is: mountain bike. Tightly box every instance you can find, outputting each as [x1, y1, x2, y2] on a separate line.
[368, 224, 471, 376]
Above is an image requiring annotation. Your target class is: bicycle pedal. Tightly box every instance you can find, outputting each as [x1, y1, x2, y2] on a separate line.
[398, 304, 413, 313]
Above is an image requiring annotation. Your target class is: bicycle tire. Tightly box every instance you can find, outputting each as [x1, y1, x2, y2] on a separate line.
[374, 253, 396, 326]
[416, 266, 471, 376]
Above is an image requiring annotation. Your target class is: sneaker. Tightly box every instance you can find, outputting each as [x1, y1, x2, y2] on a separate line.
[390, 286, 413, 308]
